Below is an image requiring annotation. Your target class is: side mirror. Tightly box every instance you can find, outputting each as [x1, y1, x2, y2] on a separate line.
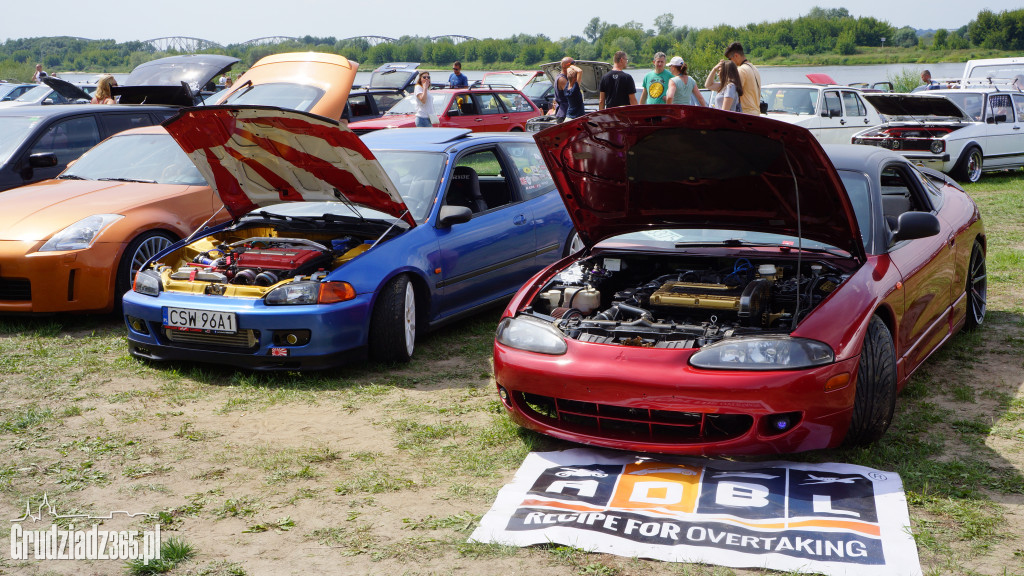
[891, 212, 940, 243]
[28, 152, 58, 168]
[438, 205, 473, 227]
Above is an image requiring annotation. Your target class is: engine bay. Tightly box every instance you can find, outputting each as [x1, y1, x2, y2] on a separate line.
[150, 223, 385, 298]
[524, 253, 850, 348]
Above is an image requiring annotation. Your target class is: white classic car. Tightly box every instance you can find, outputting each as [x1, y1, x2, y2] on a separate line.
[760, 82, 885, 144]
[851, 88, 1023, 183]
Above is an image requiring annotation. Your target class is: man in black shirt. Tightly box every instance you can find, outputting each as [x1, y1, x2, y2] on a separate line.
[599, 51, 638, 109]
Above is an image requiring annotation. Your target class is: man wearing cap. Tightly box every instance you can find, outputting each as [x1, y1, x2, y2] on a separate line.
[641, 52, 672, 104]
[548, 56, 575, 123]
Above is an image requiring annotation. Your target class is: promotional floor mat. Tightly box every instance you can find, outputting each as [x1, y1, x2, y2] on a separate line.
[471, 449, 921, 576]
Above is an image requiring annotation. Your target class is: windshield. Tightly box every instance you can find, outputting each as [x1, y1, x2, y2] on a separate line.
[222, 83, 325, 113]
[385, 92, 451, 116]
[375, 150, 446, 223]
[761, 87, 819, 115]
[370, 69, 416, 90]
[14, 85, 50, 103]
[522, 80, 552, 98]
[966, 63, 1024, 84]
[482, 73, 533, 90]
[62, 133, 207, 185]
[0, 116, 42, 165]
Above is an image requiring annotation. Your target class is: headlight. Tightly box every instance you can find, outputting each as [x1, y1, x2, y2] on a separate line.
[38, 214, 124, 252]
[133, 269, 162, 296]
[930, 140, 945, 154]
[689, 336, 833, 370]
[495, 315, 567, 355]
[264, 281, 355, 306]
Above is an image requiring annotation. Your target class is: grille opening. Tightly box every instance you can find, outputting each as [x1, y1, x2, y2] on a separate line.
[516, 392, 753, 444]
[163, 328, 260, 351]
[0, 278, 31, 301]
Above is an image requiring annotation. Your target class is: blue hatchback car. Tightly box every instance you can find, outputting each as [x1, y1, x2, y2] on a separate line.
[123, 106, 573, 370]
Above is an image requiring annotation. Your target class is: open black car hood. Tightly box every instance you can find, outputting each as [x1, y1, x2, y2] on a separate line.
[41, 76, 91, 101]
[123, 54, 238, 90]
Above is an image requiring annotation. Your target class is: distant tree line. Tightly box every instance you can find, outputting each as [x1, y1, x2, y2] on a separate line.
[1, 7, 1019, 84]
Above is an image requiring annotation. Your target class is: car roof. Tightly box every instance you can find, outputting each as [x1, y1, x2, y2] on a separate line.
[0, 104, 176, 118]
[823, 143, 909, 173]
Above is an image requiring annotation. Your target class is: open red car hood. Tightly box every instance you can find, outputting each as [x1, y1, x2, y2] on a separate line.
[163, 106, 413, 226]
[534, 106, 864, 259]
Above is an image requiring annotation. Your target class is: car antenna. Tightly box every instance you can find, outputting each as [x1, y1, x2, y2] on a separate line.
[332, 187, 365, 221]
[369, 210, 411, 249]
[782, 145, 804, 333]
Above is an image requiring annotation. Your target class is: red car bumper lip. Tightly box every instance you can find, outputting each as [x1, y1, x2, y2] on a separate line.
[494, 340, 859, 455]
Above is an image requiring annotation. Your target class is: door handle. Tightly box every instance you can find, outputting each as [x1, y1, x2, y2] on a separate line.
[864, 118, 870, 124]
[839, 119, 846, 125]
[475, 118, 483, 122]
[513, 214, 527, 225]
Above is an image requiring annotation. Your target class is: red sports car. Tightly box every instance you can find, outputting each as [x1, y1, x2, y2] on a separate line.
[493, 105, 986, 455]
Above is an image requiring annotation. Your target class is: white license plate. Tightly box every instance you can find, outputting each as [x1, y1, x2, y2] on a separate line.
[163, 307, 237, 334]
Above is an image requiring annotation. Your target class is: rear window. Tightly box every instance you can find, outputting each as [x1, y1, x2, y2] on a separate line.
[222, 83, 325, 113]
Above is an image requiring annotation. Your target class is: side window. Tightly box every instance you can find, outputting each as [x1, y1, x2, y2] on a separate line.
[987, 94, 1013, 122]
[880, 164, 931, 230]
[100, 113, 154, 135]
[450, 93, 476, 115]
[842, 91, 867, 117]
[1012, 94, 1024, 122]
[372, 93, 404, 112]
[346, 96, 372, 118]
[499, 142, 555, 200]
[445, 149, 516, 213]
[474, 93, 503, 115]
[837, 170, 873, 251]
[30, 116, 101, 165]
[496, 92, 533, 113]
[823, 91, 842, 117]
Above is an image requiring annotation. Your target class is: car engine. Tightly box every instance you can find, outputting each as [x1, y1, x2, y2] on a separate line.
[168, 236, 364, 286]
[526, 254, 848, 348]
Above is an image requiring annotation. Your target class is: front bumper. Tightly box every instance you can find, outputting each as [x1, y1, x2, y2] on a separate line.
[494, 339, 859, 456]
[122, 288, 374, 370]
[0, 240, 125, 314]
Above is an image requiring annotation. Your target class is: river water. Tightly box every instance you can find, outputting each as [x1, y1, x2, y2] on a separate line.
[61, 61, 967, 89]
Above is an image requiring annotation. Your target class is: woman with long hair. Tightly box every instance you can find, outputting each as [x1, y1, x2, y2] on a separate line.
[413, 71, 433, 127]
[91, 75, 117, 105]
[665, 56, 706, 106]
[705, 60, 743, 111]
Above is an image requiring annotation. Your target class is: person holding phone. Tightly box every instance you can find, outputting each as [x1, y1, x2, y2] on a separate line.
[414, 71, 433, 127]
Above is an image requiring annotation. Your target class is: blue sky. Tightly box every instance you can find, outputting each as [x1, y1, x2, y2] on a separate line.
[3, 1, 1018, 46]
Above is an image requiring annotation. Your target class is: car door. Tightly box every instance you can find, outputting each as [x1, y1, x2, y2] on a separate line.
[841, 90, 879, 134]
[21, 114, 102, 183]
[880, 161, 954, 377]
[468, 92, 511, 131]
[815, 90, 858, 144]
[432, 146, 537, 318]
[984, 93, 1018, 168]
[498, 140, 569, 268]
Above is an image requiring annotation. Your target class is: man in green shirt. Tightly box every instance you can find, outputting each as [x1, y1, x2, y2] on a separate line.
[641, 52, 672, 104]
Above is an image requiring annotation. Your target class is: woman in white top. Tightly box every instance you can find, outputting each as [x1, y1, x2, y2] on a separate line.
[665, 56, 706, 106]
[414, 72, 433, 127]
[705, 60, 743, 112]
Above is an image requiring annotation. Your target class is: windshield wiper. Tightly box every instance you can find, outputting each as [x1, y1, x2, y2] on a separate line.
[675, 239, 849, 257]
[57, 174, 86, 180]
[97, 177, 156, 184]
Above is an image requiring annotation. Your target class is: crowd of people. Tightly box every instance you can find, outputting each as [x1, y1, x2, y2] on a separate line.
[545, 41, 763, 120]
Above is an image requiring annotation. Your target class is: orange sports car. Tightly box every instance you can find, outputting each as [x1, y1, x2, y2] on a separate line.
[0, 125, 228, 314]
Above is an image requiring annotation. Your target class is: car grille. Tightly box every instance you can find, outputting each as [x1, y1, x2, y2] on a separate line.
[163, 328, 259, 350]
[514, 392, 753, 444]
[0, 278, 31, 301]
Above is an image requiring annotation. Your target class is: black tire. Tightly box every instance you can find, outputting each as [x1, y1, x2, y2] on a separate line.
[952, 145, 983, 183]
[368, 275, 416, 363]
[115, 231, 176, 301]
[965, 239, 987, 330]
[845, 315, 897, 446]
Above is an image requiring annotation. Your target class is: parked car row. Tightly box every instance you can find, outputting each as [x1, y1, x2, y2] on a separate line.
[0, 53, 994, 460]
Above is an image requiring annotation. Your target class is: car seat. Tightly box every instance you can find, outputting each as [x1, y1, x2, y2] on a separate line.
[446, 166, 487, 213]
[796, 94, 815, 114]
